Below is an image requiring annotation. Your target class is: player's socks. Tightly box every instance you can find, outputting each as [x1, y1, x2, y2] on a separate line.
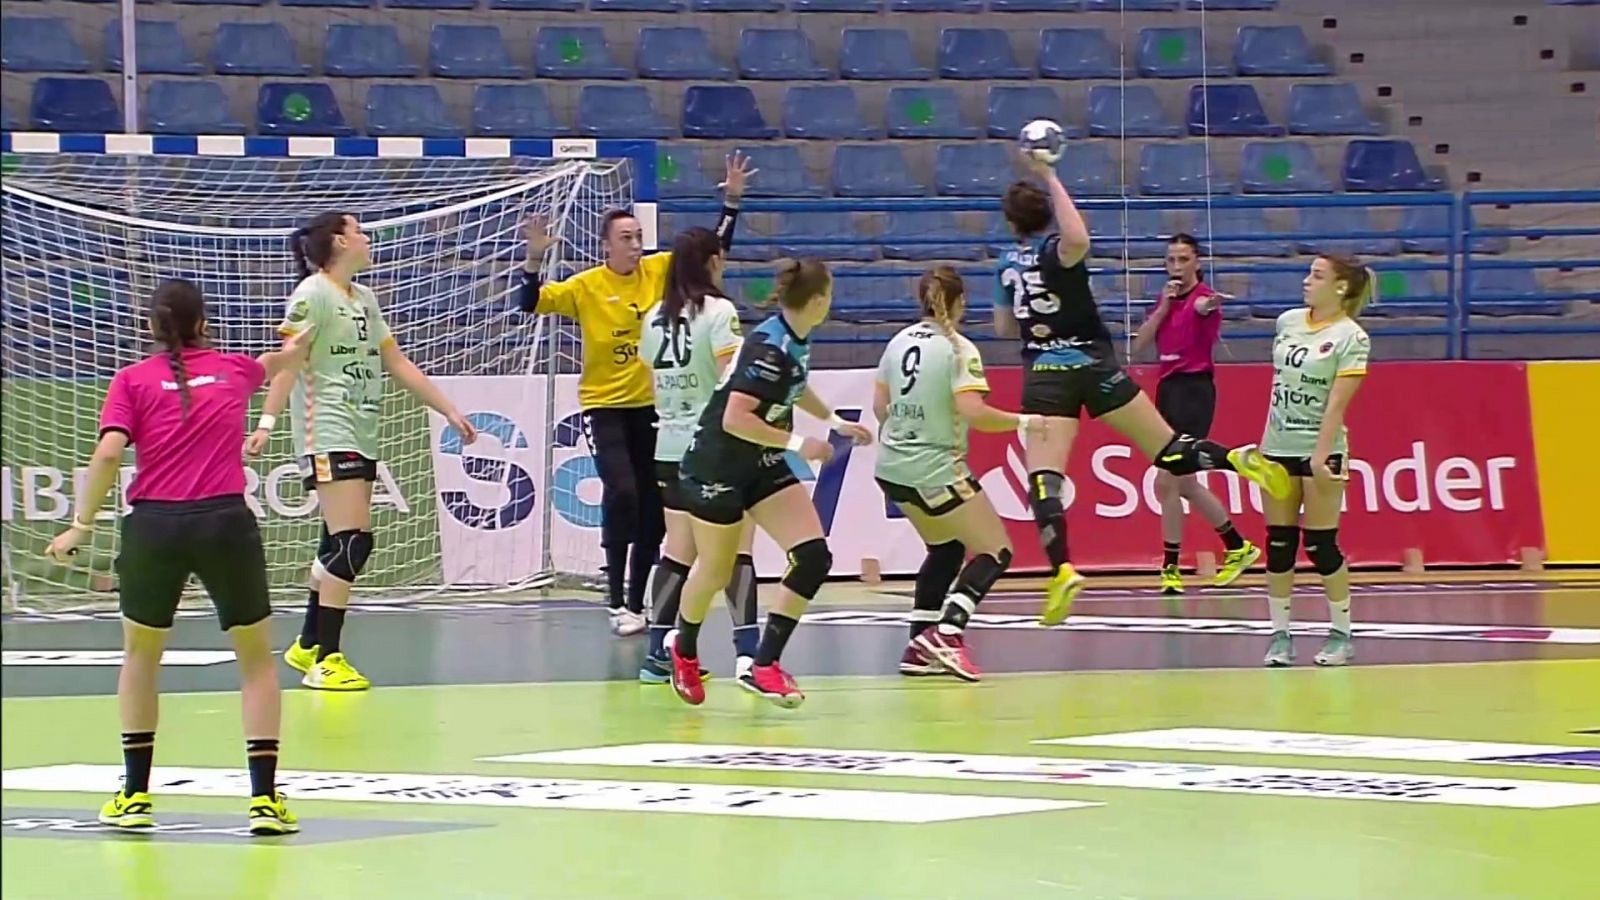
[1027, 471, 1069, 568]
[1268, 594, 1293, 632]
[938, 550, 1010, 634]
[1162, 541, 1181, 569]
[246, 739, 279, 798]
[754, 613, 800, 666]
[627, 541, 657, 616]
[314, 607, 346, 661]
[604, 544, 628, 610]
[646, 558, 691, 658]
[912, 541, 964, 639]
[1216, 522, 1245, 552]
[673, 617, 702, 659]
[299, 588, 320, 647]
[1328, 593, 1352, 634]
[121, 731, 155, 795]
[727, 553, 760, 659]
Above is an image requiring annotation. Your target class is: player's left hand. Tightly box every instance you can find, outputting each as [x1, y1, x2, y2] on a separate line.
[1016, 148, 1056, 181]
[720, 151, 757, 201]
[834, 421, 873, 446]
[1311, 452, 1344, 484]
[448, 412, 478, 445]
[45, 525, 88, 563]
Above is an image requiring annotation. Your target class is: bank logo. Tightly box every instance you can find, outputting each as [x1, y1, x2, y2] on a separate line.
[439, 411, 537, 531]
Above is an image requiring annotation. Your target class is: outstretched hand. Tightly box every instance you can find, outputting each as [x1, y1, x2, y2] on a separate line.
[720, 150, 758, 201]
[523, 216, 556, 267]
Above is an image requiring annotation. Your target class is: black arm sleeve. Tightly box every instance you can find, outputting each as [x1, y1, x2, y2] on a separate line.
[516, 269, 541, 313]
[725, 340, 792, 405]
[713, 205, 741, 253]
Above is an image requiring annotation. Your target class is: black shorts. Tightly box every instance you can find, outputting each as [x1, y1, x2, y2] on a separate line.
[116, 495, 270, 631]
[655, 460, 686, 512]
[1155, 372, 1218, 438]
[1021, 349, 1141, 419]
[1266, 453, 1346, 479]
[300, 451, 379, 491]
[680, 459, 800, 526]
[877, 477, 983, 517]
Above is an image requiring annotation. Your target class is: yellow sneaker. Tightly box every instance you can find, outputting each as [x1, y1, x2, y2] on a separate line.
[98, 790, 154, 829]
[283, 638, 318, 674]
[1039, 563, 1086, 627]
[1160, 565, 1184, 595]
[247, 792, 299, 836]
[301, 652, 370, 691]
[1214, 541, 1262, 587]
[1227, 445, 1293, 500]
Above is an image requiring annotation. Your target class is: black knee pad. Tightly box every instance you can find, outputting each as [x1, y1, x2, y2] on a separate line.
[955, 547, 1014, 601]
[1302, 528, 1345, 576]
[1027, 471, 1065, 524]
[320, 529, 374, 583]
[1265, 525, 1300, 574]
[781, 537, 833, 600]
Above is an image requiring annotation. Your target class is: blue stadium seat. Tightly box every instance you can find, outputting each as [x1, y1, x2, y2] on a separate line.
[1234, 26, 1330, 76]
[213, 23, 308, 76]
[1037, 28, 1121, 79]
[935, 142, 1016, 196]
[792, 0, 882, 11]
[888, 87, 981, 138]
[784, 85, 881, 139]
[882, 211, 982, 261]
[536, 27, 630, 79]
[1140, 143, 1235, 195]
[1086, 208, 1168, 258]
[992, 0, 1082, 10]
[144, 80, 244, 134]
[834, 144, 926, 196]
[664, 212, 774, 261]
[280, 0, 372, 7]
[840, 29, 930, 80]
[2, 106, 20, 130]
[1343, 140, 1443, 192]
[257, 82, 352, 136]
[1138, 27, 1232, 78]
[578, 85, 673, 138]
[1193, 207, 1292, 256]
[776, 212, 876, 262]
[30, 77, 121, 131]
[432, 25, 524, 78]
[656, 146, 715, 199]
[324, 24, 419, 78]
[1294, 206, 1400, 256]
[987, 86, 1075, 138]
[739, 29, 830, 80]
[695, 0, 782, 8]
[1397, 206, 1509, 255]
[367, 84, 461, 137]
[472, 84, 562, 137]
[939, 29, 1030, 79]
[736, 144, 826, 196]
[1245, 270, 1303, 316]
[1088, 85, 1182, 137]
[2, 17, 91, 72]
[1088, 0, 1176, 8]
[1362, 269, 1448, 318]
[488, 0, 580, 8]
[833, 274, 915, 319]
[1238, 140, 1333, 193]
[174, 0, 267, 5]
[105, 20, 203, 75]
[1187, 1, 1278, 9]
[1286, 83, 1382, 136]
[682, 86, 776, 138]
[637, 27, 732, 80]
[1056, 141, 1123, 196]
[1467, 269, 1562, 316]
[893, 0, 981, 9]
[590, 0, 685, 9]
[1189, 84, 1283, 136]
[385, 0, 475, 9]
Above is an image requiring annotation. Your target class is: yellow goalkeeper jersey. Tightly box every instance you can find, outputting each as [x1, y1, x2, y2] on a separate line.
[535, 253, 671, 409]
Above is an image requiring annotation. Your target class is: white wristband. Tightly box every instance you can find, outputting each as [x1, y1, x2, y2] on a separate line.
[785, 434, 806, 453]
[256, 414, 276, 432]
[827, 413, 848, 431]
[1016, 414, 1035, 434]
[71, 515, 96, 534]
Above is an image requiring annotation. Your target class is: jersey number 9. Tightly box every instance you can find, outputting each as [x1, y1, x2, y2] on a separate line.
[899, 345, 922, 395]
[1000, 268, 1061, 316]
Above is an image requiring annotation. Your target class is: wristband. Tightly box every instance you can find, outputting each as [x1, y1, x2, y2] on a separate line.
[71, 515, 96, 534]
[1016, 414, 1035, 434]
[827, 413, 848, 431]
[785, 434, 806, 453]
[256, 414, 276, 432]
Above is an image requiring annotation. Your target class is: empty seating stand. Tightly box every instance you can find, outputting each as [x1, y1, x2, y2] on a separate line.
[939, 29, 1030, 79]
[1089, 85, 1182, 137]
[1140, 143, 1235, 195]
[536, 27, 630, 79]
[366, 84, 460, 137]
[1343, 140, 1443, 191]
[579, 85, 673, 138]
[681, 86, 775, 138]
[888, 87, 980, 138]
[213, 23, 308, 76]
[1287, 84, 1383, 136]
[30, 77, 122, 131]
[432, 25, 525, 78]
[472, 85, 562, 137]
[739, 29, 830, 80]
[987, 86, 1074, 138]
[776, 212, 876, 262]
[1240, 141, 1334, 193]
[106, 20, 203, 75]
[935, 142, 1016, 196]
[882, 211, 981, 261]
[784, 85, 881, 139]
[736, 144, 827, 196]
[1234, 26, 1331, 76]
[637, 27, 732, 80]
[1138, 27, 1232, 78]
[1, 17, 90, 73]
[145, 80, 244, 134]
[834, 144, 926, 196]
[257, 82, 352, 135]
[840, 29, 930, 80]
[324, 24, 419, 78]
[1189, 85, 1283, 136]
[1038, 28, 1122, 80]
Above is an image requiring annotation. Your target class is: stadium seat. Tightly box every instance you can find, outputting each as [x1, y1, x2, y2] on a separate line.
[432, 25, 524, 78]
[637, 28, 733, 80]
[939, 29, 1031, 79]
[776, 213, 877, 262]
[1056, 141, 1124, 196]
[1138, 27, 1232, 78]
[471, 84, 562, 137]
[2, 106, 20, 130]
[2, 17, 91, 72]
[488, 0, 580, 8]
[935, 143, 1016, 196]
[1294, 206, 1400, 256]
[590, 0, 685, 9]
[888, 87, 981, 138]
[1398, 206, 1509, 255]
[173, 0, 267, 5]
[663, 212, 774, 261]
[1468, 269, 1562, 316]
[578, 85, 673, 138]
[834, 144, 926, 196]
[992, 0, 1083, 11]
[280, 0, 372, 7]
[882, 211, 982, 261]
[1086, 208, 1168, 258]
[694, 0, 783, 9]
[366, 84, 461, 137]
[792, 0, 883, 11]
[213, 23, 308, 76]
[1286, 83, 1383, 136]
[1189, 84, 1284, 136]
[1037, 28, 1121, 80]
[1088, 85, 1182, 137]
[1343, 140, 1443, 192]
[144, 80, 244, 134]
[1362, 269, 1448, 318]
[736, 144, 827, 196]
[1088, 0, 1177, 9]
[739, 29, 830, 80]
[840, 29, 930, 80]
[1234, 26, 1331, 76]
[256, 82, 353, 136]
[1140, 143, 1235, 196]
[385, 0, 475, 9]
[784, 85, 881, 139]
[323, 25, 419, 78]
[1245, 270, 1303, 316]
[833, 274, 915, 319]
[535, 27, 631, 79]
[987, 86, 1075, 138]
[1193, 206, 1293, 256]
[682, 86, 775, 138]
[30, 77, 122, 131]
[656, 146, 716, 199]
[1240, 140, 1333, 193]
[105, 20, 204, 75]
[1187, 1, 1278, 9]
[893, 0, 981, 9]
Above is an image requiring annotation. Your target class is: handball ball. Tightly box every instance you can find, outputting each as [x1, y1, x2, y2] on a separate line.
[1019, 119, 1065, 165]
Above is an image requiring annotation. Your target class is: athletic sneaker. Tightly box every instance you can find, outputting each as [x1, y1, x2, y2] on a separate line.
[734, 655, 755, 681]
[898, 642, 942, 677]
[302, 652, 370, 691]
[1159, 565, 1184, 595]
[639, 654, 709, 685]
[668, 641, 705, 706]
[1214, 541, 1261, 587]
[247, 792, 299, 836]
[914, 629, 982, 682]
[1263, 631, 1295, 667]
[1314, 630, 1354, 667]
[1227, 445, 1292, 501]
[98, 790, 154, 829]
[738, 663, 804, 709]
[1039, 563, 1086, 627]
[283, 638, 317, 674]
[609, 608, 648, 637]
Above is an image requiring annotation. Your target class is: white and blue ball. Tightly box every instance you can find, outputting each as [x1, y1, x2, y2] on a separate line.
[1019, 119, 1066, 165]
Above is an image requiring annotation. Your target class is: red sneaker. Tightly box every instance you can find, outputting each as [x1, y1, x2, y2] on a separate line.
[913, 628, 982, 682]
[738, 662, 804, 709]
[669, 639, 705, 706]
[898, 641, 942, 677]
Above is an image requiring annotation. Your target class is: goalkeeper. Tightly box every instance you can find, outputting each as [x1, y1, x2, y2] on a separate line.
[518, 152, 754, 636]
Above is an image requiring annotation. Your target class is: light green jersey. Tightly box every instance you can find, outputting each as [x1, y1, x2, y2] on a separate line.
[1261, 309, 1370, 458]
[874, 323, 990, 489]
[641, 294, 743, 463]
[277, 273, 393, 461]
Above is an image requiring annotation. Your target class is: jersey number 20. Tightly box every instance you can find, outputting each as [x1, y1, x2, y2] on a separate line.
[652, 318, 692, 369]
[1000, 268, 1061, 316]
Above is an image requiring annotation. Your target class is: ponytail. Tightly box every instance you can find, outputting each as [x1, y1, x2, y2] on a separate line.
[290, 227, 311, 280]
[293, 211, 354, 280]
[916, 265, 967, 340]
[1319, 254, 1376, 319]
[165, 333, 193, 417]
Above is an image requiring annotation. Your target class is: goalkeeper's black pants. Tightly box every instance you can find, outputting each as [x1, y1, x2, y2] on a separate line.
[586, 405, 665, 613]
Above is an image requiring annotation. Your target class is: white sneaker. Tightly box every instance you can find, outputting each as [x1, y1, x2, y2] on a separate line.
[609, 608, 648, 637]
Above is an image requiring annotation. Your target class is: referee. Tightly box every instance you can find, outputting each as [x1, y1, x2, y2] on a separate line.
[519, 153, 753, 635]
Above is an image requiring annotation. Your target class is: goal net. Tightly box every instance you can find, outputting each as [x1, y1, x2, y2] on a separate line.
[0, 137, 652, 609]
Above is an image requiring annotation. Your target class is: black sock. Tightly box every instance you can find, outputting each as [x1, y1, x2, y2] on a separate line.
[315, 606, 346, 661]
[754, 613, 800, 667]
[647, 557, 691, 658]
[246, 738, 279, 798]
[941, 551, 1010, 632]
[627, 540, 658, 615]
[604, 544, 628, 610]
[121, 731, 155, 795]
[1216, 522, 1245, 551]
[1163, 541, 1181, 568]
[913, 541, 965, 638]
[300, 588, 320, 646]
[673, 615, 702, 659]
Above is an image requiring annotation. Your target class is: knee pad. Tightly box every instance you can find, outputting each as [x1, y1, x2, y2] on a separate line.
[319, 529, 374, 583]
[1027, 471, 1066, 524]
[781, 537, 833, 600]
[1302, 528, 1345, 576]
[1265, 525, 1300, 574]
[955, 547, 1014, 601]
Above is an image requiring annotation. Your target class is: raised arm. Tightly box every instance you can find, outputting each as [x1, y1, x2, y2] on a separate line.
[517, 216, 580, 318]
[1020, 156, 1090, 268]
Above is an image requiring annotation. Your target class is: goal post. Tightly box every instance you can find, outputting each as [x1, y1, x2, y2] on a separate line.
[0, 132, 656, 607]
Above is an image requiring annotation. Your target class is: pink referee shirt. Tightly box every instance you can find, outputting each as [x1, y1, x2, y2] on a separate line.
[1153, 281, 1223, 381]
[98, 348, 267, 503]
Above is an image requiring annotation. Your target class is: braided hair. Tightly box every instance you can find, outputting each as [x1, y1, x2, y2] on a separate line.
[148, 279, 208, 417]
[915, 265, 967, 340]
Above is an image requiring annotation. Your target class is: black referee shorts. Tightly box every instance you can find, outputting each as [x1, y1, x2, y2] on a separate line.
[116, 495, 271, 631]
[1155, 372, 1218, 439]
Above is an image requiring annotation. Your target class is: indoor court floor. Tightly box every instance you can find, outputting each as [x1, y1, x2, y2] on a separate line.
[3, 572, 1598, 900]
